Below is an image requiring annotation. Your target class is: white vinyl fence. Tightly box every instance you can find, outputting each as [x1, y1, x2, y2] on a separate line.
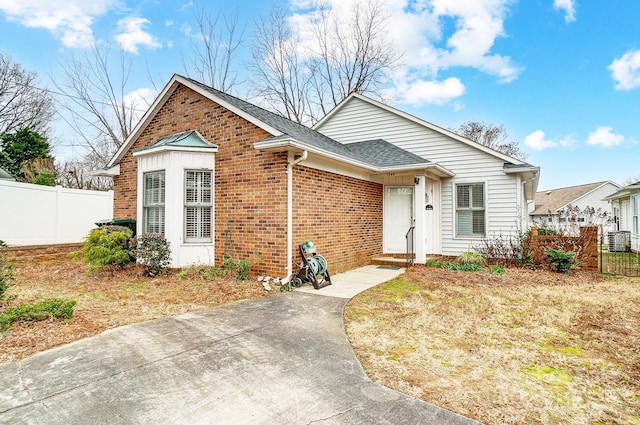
[0, 180, 113, 245]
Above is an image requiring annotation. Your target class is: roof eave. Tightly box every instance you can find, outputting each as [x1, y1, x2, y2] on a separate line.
[91, 164, 120, 177]
[254, 138, 455, 176]
[132, 145, 219, 158]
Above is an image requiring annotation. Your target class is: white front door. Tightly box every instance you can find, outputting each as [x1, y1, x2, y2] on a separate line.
[384, 186, 414, 253]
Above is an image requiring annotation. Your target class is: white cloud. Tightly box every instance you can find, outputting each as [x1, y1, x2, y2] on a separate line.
[608, 49, 640, 90]
[286, 0, 522, 102]
[122, 87, 157, 121]
[115, 16, 161, 54]
[586, 126, 625, 148]
[553, 0, 576, 23]
[524, 130, 558, 151]
[0, 0, 119, 48]
[392, 77, 466, 106]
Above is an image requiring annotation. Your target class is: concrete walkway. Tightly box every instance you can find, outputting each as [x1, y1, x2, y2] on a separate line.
[0, 266, 480, 425]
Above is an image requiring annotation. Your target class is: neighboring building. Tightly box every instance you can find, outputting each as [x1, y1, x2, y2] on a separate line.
[99, 74, 539, 277]
[529, 181, 620, 228]
[603, 181, 640, 252]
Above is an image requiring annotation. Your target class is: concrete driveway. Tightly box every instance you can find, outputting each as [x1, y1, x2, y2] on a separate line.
[0, 267, 479, 424]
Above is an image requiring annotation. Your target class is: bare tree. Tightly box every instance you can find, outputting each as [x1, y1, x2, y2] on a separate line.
[250, 0, 400, 124]
[0, 54, 54, 135]
[307, 0, 400, 118]
[250, 5, 311, 123]
[183, 4, 245, 93]
[453, 121, 528, 161]
[622, 175, 640, 186]
[53, 43, 146, 165]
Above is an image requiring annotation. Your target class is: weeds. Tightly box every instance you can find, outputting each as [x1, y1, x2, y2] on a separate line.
[0, 299, 76, 331]
[0, 240, 14, 302]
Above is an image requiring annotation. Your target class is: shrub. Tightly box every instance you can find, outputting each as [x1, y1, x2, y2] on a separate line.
[0, 299, 76, 331]
[425, 258, 444, 268]
[78, 227, 134, 273]
[0, 240, 14, 302]
[489, 265, 506, 275]
[546, 248, 576, 273]
[475, 230, 532, 267]
[135, 233, 172, 276]
[457, 251, 487, 266]
[223, 256, 253, 281]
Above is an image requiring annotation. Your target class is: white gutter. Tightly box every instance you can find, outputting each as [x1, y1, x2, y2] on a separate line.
[286, 150, 308, 282]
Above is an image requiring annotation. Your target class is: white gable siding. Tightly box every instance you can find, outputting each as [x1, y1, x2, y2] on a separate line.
[572, 183, 619, 212]
[317, 97, 523, 255]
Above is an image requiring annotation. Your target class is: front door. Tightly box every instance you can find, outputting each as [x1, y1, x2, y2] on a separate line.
[384, 186, 414, 253]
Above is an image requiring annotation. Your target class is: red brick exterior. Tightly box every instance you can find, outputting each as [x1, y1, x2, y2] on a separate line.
[529, 226, 599, 272]
[292, 166, 383, 274]
[113, 83, 383, 276]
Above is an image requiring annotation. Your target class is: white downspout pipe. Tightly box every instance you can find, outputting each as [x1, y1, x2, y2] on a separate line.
[286, 150, 308, 281]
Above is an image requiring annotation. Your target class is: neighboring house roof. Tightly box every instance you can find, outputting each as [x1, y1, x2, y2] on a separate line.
[531, 181, 620, 215]
[603, 181, 640, 201]
[0, 167, 15, 180]
[106, 74, 451, 176]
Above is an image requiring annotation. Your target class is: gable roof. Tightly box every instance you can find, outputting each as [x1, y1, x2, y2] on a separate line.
[132, 130, 218, 157]
[531, 181, 620, 215]
[106, 74, 451, 175]
[603, 180, 640, 201]
[314, 92, 531, 166]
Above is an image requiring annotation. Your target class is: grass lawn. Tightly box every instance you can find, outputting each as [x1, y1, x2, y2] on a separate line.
[344, 266, 640, 425]
[0, 258, 271, 363]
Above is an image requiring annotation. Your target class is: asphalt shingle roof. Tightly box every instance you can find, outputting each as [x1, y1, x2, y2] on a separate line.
[183, 76, 431, 169]
[531, 181, 611, 215]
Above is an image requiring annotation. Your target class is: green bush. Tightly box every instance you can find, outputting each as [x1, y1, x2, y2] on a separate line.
[0, 299, 76, 331]
[223, 256, 253, 281]
[135, 233, 172, 276]
[0, 240, 14, 302]
[425, 258, 444, 268]
[77, 227, 134, 273]
[490, 265, 506, 275]
[457, 251, 487, 266]
[546, 248, 576, 273]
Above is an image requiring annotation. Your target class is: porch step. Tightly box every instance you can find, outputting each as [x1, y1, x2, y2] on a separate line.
[371, 256, 412, 267]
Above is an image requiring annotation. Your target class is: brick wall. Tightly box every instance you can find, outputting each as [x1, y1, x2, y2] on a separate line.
[113, 82, 384, 276]
[529, 226, 599, 272]
[292, 166, 383, 274]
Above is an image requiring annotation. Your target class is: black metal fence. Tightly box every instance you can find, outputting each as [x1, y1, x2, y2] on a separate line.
[600, 232, 640, 276]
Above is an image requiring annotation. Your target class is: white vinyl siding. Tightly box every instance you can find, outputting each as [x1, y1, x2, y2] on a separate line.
[143, 171, 165, 234]
[632, 194, 639, 235]
[456, 183, 485, 237]
[316, 97, 521, 255]
[184, 170, 212, 242]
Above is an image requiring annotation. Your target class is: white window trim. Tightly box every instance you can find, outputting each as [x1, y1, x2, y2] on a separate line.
[454, 181, 487, 239]
[184, 169, 213, 243]
[143, 170, 165, 235]
[632, 194, 639, 235]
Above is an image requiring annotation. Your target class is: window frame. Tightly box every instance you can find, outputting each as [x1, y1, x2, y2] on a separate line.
[184, 169, 213, 243]
[632, 194, 639, 235]
[143, 170, 166, 235]
[455, 182, 486, 238]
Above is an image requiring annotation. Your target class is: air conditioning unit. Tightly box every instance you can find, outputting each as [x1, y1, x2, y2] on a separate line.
[608, 231, 631, 252]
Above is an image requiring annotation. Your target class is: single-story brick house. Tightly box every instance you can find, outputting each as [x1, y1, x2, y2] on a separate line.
[99, 74, 539, 278]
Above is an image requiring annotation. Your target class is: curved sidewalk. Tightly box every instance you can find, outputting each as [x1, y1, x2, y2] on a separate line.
[0, 266, 480, 424]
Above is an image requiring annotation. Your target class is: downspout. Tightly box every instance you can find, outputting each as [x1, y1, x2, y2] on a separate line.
[286, 150, 308, 282]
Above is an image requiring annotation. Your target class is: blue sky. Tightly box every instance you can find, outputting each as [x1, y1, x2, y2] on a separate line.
[0, 0, 638, 190]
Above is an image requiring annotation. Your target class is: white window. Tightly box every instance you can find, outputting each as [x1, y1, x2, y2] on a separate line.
[143, 171, 165, 234]
[632, 194, 639, 235]
[456, 183, 485, 237]
[185, 170, 213, 242]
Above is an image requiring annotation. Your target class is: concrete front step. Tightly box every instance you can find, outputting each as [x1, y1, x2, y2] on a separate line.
[371, 256, 413, 267]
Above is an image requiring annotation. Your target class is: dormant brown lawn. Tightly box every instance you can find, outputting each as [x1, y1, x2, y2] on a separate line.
[344, 266, 640, 425]
[0, 258, 270, 363]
